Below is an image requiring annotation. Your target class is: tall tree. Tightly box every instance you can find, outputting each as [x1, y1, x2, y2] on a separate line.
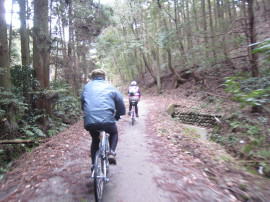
[207, 0, 217, 63]
[201, 0, 208, 58]
[33, 0, 50, 118]
[33, 0, 49, 89]
[8, 0, 14, 63]
[0, 0, 11, 88]
[247, 0, 259, 77]
[18, 0, 30, 66]
[0, 0, 17, 133]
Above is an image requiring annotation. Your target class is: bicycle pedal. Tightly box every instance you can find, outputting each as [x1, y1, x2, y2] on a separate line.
[105, 178, 110, 183]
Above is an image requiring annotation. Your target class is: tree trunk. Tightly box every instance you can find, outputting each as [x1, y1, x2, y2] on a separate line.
[0, 0, 17, 133]
[207, 0, 217, 63]
[8, 0, 14, 63]
[201, 0, 208, 58]
[129, 15, 157, 84]
[185, 0, 193, 50]
[18, 0, 30, 66]
[167, 49, 185, 88]
[67, 0, 77, 95]
[156, 4, 185, 87]
[247, 0, 259, 77]
[151, 48, 162, 94]
[0, 139, 45, 144]
[33, 0, 51, 121]
[141, 51, 157, 84]
[173, 0, 188, 64]
[192, 0, 199, 31]
[33, 0, 50, 89]
[0, 0, 11, 89]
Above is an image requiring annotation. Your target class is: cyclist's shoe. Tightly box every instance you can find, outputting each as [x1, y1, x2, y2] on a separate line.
[109, 150, 116, 156]
[108, 154, 116, 165]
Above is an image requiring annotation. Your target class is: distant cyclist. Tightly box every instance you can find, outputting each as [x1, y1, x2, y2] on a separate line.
[128, 81, 141, 117]
[81, 69, 125, 166]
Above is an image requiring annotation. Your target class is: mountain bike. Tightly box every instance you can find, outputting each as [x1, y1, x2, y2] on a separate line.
[91, 131, 110, 202]
[130, 97, 137, 126]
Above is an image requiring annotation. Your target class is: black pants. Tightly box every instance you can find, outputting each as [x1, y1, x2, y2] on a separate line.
[129, 101, 138, 115]
[86, 123, 118, 164]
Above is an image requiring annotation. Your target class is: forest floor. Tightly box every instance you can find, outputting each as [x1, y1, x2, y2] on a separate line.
[0, 95, 270, 202]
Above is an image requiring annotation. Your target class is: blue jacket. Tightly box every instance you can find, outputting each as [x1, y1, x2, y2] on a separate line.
[81, 78, 126, 128]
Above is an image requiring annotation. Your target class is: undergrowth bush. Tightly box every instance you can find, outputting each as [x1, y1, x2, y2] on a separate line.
[211, 111, 270, 177]
[51, 80, 81, 123]
[0, 67, 81, 178]
[224, 76, 270, 108]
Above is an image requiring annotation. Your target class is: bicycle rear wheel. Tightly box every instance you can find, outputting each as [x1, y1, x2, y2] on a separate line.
[131, 106, 135, 126]
[93, 150, 104, 202]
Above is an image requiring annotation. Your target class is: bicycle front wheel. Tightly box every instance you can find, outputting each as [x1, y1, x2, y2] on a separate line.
[93, 150, 104, 202]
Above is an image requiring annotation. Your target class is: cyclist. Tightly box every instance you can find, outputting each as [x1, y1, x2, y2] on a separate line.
[81, 69, 125, 166]
[128, 81, 141, 117]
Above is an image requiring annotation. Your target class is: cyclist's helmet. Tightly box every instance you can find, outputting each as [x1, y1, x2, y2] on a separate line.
[89, 69, 106, 79]
[131, 81, 137, 86]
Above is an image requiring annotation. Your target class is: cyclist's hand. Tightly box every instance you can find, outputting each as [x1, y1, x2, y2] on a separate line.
[115, 115, 120, 121]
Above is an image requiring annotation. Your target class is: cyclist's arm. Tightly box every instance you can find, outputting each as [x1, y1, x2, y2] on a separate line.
[114, 91, 126, 117]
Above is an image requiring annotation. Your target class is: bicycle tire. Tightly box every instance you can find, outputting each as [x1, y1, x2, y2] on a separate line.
[93, 150, 104, 202]
[131, 111, 135, 125]
[131, 115, 135, 125]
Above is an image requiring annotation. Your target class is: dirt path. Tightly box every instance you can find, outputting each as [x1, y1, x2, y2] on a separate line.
[0, 98, 240, 201]
[102, 100, 171, 202]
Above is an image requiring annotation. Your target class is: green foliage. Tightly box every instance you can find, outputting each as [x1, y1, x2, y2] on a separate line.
[0, 88, 28, 121]
[156, 30, 174, 49]
[246, 125, 261, 136]
[229, 120, 242, 129]
[241, 144, 254, 156]
[10, 65, 37, 95]
[210, 132, 239, 146]
[251, 38, 270, 61]
[51, 80, 81, 120]
[225, 76, 270, 107]
[20, 125, 46, 138]
[211, 111, 270, 177]
[255, 150, 270, 160]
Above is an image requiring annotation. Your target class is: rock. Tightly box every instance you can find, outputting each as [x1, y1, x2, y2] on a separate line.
[167, 104, 180, 116]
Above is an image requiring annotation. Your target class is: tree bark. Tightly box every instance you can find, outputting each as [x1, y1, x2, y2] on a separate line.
[18, 0, 30, 66]
[8, 0, 14, 63]
[0, 0, 11, 88]
[247, 0, 259, 77]
[167, 49, 185, 88]
[0, 0, 17, 133]
[201, 0, 208, 58]
[185, 0, 193, 50]
[33, 0, 51, 121]
[173, 0, 188, 64]
[207, 0, 217, 63]
[33, 0, 50, 89]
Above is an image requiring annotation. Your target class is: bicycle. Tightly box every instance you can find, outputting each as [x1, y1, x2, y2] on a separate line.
[91, 131, 110, 202]
[130, 97, 137, 125]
